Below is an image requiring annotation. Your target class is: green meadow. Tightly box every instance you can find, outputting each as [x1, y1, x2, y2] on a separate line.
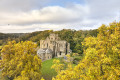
[41, 57, 78, 80]
[41, 58, 59, 80]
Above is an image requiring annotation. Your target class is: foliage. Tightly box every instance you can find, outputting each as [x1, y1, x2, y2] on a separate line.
[40, 77, 45, 80]
[0, 33, 25, 46]
[0, 29, 98, 55]
[72, 55, 83, 65]
[52, 21, 120, 80]
[0, 46, 2, 49]
[0, 41, 42, 80]
[51, 59, 64, 73]
[72, 53, 79, 57]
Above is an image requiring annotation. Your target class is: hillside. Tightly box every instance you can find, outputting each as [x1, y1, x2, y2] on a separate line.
[0, 29, 98, 54]
[0, 33, 25, 45]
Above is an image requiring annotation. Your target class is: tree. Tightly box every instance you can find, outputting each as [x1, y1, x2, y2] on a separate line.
[51, 59, 64, 73]
[52, 21, 120, 80]
[0, 41, 42, 80]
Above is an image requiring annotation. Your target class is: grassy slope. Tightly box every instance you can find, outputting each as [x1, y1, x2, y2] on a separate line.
[41, 57, 78, 80]
[41, 58, 60, 80]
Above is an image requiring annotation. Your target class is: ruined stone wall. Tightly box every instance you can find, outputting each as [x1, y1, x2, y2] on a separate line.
[39, 34, 72, 58]
[40, 40, 44, 48]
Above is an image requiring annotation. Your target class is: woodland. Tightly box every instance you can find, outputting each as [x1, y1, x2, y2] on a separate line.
[0, 21, 119, 80]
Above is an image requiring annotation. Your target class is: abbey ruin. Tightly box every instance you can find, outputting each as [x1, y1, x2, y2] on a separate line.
[37, 34, 72, 61]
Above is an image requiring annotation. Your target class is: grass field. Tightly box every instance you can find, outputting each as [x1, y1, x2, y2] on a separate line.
[41, 58, 59, 80]
[41, 57, 77, 80]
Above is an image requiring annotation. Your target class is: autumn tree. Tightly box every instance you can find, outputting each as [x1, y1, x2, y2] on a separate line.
[0, 41, 42, 80]
[51, 59, 64, 73]
[52, 21, 120, 80]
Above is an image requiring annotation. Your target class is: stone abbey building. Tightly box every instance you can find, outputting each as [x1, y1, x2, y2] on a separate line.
[37, 34, 72, 61]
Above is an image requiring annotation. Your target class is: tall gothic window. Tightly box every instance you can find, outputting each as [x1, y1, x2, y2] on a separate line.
[60, 52, 61, 55]
[47, 43, 48, 48]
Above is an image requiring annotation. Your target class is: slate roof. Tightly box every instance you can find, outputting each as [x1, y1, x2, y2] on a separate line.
[37, 48, 53, 55]
[46, 49, 53, 53]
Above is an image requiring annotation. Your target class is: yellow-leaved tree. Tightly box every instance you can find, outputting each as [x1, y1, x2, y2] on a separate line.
[0, 41, 42, 80]
[52, 21, 120, 80]
[51, 59, 64, 73]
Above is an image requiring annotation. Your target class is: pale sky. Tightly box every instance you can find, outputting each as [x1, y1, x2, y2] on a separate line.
[0, 0, 120, 33]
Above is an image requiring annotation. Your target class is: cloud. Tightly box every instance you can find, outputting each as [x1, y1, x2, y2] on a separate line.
[85, 0, 120, 21]
[0, 4, 89, 25]
[0, 0, 33, 12]
[0, 0, 50, 12]
[0, 24, 69, 33]
[0, 0, 120, 33]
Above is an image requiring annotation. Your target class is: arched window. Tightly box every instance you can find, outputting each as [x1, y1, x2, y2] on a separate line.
[51, 38, 53, 40]
[60, 52, 61, 55]
[47, 43, 48, 48]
